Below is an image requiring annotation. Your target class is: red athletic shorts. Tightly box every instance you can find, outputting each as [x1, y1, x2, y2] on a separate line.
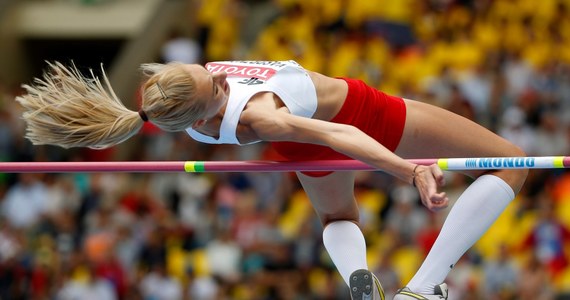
[270, 78, 407, 177]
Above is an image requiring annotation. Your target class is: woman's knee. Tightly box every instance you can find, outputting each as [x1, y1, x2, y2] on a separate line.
[485, 144, 529, 193]
[313, 201, 360, 226]
[508, 144, 529, 180]
[320, 214, 360, 228]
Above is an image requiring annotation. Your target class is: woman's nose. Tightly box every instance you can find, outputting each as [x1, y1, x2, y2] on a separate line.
[213, 71, 227, 81]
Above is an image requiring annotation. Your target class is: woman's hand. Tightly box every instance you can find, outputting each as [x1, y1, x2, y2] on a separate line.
[413, 164, 449, 211]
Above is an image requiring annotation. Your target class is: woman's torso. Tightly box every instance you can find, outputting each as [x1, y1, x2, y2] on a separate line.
[189, 61, 348, 144]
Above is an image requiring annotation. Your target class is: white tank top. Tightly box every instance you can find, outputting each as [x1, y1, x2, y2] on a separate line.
[185, 60, 318, 145]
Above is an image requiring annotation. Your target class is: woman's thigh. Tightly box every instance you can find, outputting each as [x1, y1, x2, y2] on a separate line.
[296, 171, 360, 225]
[396, 99, 527, 190]
[396, 100, 522, 159]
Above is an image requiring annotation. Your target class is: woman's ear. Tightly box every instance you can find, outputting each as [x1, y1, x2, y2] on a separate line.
[192, 119, 207, 129]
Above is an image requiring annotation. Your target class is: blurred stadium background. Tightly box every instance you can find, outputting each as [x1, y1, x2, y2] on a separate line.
[1, 0, 570, 299]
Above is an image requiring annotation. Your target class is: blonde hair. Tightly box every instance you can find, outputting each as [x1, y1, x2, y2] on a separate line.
[139, 62, 206, 132]
[16, 61, 206, 149]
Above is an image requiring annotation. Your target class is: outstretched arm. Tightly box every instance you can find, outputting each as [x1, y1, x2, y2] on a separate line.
[240, 95, 448, 210]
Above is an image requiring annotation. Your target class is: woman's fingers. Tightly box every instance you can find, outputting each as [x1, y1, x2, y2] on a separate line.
[431, 164, 446, 187]
[429, 192, 449, 211]
[417, 164, 449, 211]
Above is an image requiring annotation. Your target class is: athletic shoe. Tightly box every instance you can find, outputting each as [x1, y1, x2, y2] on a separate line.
[393, 283, 448, 300]
[349, 269, 385, 300]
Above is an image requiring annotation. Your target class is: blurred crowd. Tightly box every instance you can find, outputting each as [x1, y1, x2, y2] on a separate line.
[2, 0, 570, 299]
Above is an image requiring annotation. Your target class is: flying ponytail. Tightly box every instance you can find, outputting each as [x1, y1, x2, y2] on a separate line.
[16, 62, 144, 149]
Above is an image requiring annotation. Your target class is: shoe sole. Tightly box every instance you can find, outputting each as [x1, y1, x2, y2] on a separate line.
[350, 269, 378, 300]
[395, 283, 448, 300]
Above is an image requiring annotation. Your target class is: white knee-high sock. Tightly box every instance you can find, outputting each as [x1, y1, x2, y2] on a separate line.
[407, 175, 515, 294]
[322, 220, 369, 285]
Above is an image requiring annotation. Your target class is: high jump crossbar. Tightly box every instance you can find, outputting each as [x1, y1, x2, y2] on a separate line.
[0, 156, 568, 173]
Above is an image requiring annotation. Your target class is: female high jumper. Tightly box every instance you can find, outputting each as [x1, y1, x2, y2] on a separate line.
[17, 60, 528, 300]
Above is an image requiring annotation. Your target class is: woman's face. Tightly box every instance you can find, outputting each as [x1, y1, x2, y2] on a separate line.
[183, 64, 229, 121]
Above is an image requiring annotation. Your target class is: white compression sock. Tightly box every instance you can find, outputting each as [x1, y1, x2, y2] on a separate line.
[407, 174, 515, 294]
[322, 220, 369, 285]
